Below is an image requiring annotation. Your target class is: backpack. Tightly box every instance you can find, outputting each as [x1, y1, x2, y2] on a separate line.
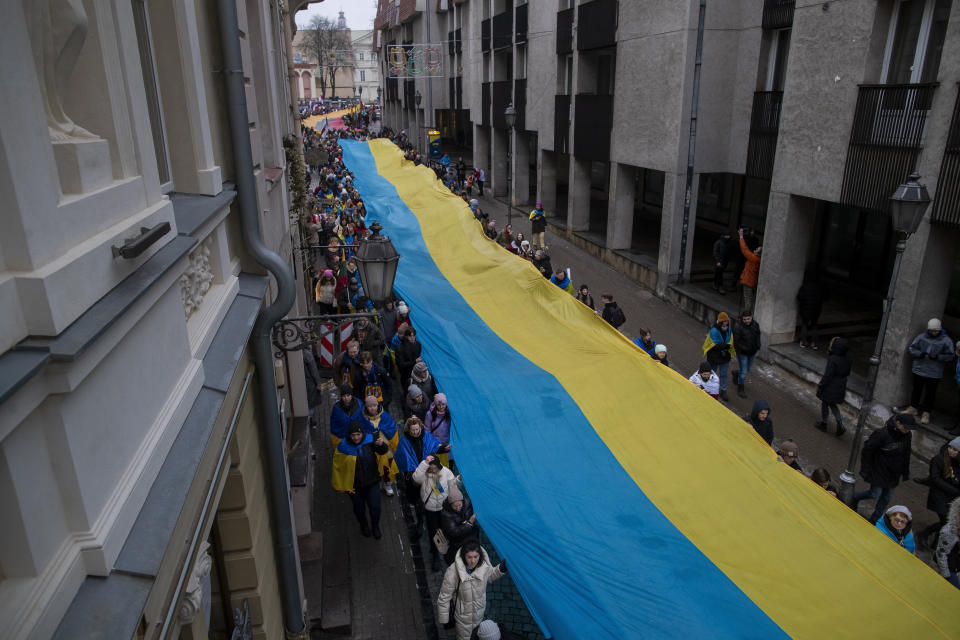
[609, 306, 626, 328]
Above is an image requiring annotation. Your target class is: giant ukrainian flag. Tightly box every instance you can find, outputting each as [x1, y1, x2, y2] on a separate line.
[340, 139, 959, 639]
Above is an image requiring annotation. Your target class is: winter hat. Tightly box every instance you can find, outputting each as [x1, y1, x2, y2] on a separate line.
[397, 302, 410, 315]
[412, 361, 429, 378]
[928, 318, 943, 331]
[948, 437, 960, 451]
[447, 483, 463, 504]
[717, 312, 730, 323]
[895, 413, 918, 428]
[778, 440, 799, 458]
[476, 620, 501, 640]
[408, 384, 423, 398]
[520, 240, 531, 250]
[698, 361, 713, 374]
[536, 202, 543, 208]
[655, 344, 667, 355]
[347, 421, 364, 436]
[885, 505, 913, 520]
[340, 384, 354, 397]
[323, 269, 334, 278]
[434, 392, 447, 405]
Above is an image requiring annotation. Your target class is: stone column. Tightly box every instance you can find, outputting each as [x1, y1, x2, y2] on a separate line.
[512, 130, 530, 208]
[656, 171, 699, 293]
[873, 223, 960, 408]
[606, 163, 636, 250]
[473, 124, 490, 182]
[567, 156, 590, 231]
[753, 191, 816, 346]
[538, 149, 556, 214]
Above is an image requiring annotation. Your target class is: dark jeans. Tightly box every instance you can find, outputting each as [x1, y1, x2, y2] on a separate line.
[713, 263, 727, 289]
[477, 180, 484, 195]
[911, 374, 939, 413]
[820, 401, 843, 425]
[737, 354, 755, 385]
[798, 318, 817, 346]
[350, 482, 381, 527]
[424, 509, 442, 559]
[852, 484, 894, 524]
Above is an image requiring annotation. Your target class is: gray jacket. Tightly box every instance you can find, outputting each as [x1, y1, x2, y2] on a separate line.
[908, 331, 955, 378]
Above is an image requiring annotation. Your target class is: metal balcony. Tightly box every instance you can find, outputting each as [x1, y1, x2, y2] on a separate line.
[573, 94, 614, 160]
[932, 85, 960, 228]
[515, 4, 528, 44]
[577, 0, 617, 51]
[492, 11, 512, 50]
[762, 0, 795, 29]
[555, 95, 571, 153]
[482, 82, 491, 127]
[840, 83, 938, 212]
[492, 80, 511, 129]
[745, 91, 783, 180]
[557, 9, 573, 54]
[482, 18, 491, 52]
[514, 79, 527, 131]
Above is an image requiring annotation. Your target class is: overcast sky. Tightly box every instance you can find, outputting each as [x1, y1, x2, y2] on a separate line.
[295, 1, 378, 30]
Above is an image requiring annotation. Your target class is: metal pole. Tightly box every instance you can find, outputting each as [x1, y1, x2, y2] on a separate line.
[838, 233, 908, 505]
[424, 2, 434, 131]
[678, 0, 706, 283]
[508, 125, 513, 227]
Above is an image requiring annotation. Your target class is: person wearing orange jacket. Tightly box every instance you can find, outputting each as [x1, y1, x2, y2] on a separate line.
[738, 228, 761, 315]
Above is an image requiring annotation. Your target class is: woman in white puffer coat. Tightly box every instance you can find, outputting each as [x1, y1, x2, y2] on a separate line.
[437, 540, 506, 640]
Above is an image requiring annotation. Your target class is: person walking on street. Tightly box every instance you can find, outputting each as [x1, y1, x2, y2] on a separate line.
[875, 505, 916, 554]
[918, 437, 960, 548]
[601, 294, 627, 331]
[576, 284, 595, 311]
[690, 362, 720, 399]
[815, 337, 851, 437]
[411, 453, 456, 571]
[733, 311, 761, 398]
[902, 318, 954, 425]
[475, 167, 485, 196]
[331, 422, 390, 538]
[529, 202, 547, 249]
[745, 399, 774, 446]
[796, 269, 823, 349]
[702, 312, 736, 401]
[437, 540, 506, 640]
[440, 483, 480, 563]
[549, 267, 574, 294]
[935, 498, 960, 589]
[737, 228, 761, 315]
[853, 413, 917, 524]
[712, 232, 731, 294]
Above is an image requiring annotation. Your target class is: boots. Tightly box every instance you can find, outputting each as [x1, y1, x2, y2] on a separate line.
[719, 389, 730, 402]
[920, 411, 931, 425]
[835, 421, 846, 437]
[814, 421, 828, 431]
[359, 518, 371, 538]
[737, 383, 747, 399]
[372, 524, 382, 540]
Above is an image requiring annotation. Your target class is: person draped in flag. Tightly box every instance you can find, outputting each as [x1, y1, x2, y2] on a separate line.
[332, 339, 361, 389]
[329, 384, 360, 447]
[356, 394, 400, 495]
[331, 422, 389, 539]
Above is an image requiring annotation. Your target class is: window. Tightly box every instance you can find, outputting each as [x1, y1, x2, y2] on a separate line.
[360, 70, 366, 81]
[131, 0, 171, 188]
[882, 0, 951, 84]
[359, 52, 364, 60]
[765, 29, 791, 91]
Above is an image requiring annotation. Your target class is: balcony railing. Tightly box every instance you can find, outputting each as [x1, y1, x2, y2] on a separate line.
[762, 0, 795, 30]
[492, 80, 512, 129]
[482, 82, 491, 127]
[514, 79, 527, 131]
[574, 94, 614, 160]
[557, 9, 574, 54]
[492, 11, 512, 49]
[482, 18, 491, 52]
[577, 0, 617, 51]
[932, 85, 960, 229]
[840, 83, 938, 213]
[555, 94, 571, 153]
[745, 91, 783, 180]
[515, 4, 528, 44]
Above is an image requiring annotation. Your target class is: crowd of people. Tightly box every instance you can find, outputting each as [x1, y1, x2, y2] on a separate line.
[300, 119, 960, 640]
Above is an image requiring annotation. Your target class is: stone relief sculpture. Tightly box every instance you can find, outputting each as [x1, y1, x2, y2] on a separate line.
[25, 0, 99, 141]
[178, 542, 213, 625]
[180, 238, 215, 319]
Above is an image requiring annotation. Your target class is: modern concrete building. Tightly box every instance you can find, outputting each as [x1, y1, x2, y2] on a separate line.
[0, 0, 315, 638]
[375, 0, 960, 419]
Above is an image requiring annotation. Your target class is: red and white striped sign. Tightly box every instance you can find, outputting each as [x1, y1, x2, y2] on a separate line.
[317, 320, 353, 367]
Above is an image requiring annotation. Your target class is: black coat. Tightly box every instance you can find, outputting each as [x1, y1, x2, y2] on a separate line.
[816, 338, 851, 404]
[395, 340, 423, 378]
[440, 494, 479, 548]
[533, 255, 553, 278]
[733, 319, 761, 356]
[860, 418, 912, 488]
[354, 439, 389, 489]
[744, 399, 773, 446]
[926, 444, 960, 516]
[796, 280, 823, 321]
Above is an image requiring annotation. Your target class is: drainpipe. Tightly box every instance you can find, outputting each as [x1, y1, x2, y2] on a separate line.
[678, 0, 706, 282]
[216, 1, 305, 638]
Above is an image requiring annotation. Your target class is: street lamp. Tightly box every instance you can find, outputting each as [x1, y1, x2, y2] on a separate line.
[415, 90, 423, 154]
[838, 173, 931, 505]
[504, 103, 516, 227]
[353, 222, 401, 304]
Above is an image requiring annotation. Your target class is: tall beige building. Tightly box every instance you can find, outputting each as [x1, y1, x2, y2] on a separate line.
[0, 1, 315, 638]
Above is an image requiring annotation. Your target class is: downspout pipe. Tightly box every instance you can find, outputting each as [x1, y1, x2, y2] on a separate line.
[216, 0, 305, 637]
[678, 0, 706, 282]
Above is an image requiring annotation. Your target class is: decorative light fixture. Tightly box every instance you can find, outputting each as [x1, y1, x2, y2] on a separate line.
[353, 221, 401, 304]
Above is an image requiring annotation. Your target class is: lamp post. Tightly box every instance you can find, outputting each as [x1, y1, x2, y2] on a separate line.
[838, 173, 931, 505]
[415, 89, 423, 155]
[504, 103, 516, 227]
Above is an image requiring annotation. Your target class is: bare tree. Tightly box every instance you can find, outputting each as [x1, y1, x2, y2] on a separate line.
[296, 15, 350, 99]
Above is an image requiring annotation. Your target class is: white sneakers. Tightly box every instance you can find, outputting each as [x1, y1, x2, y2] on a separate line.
[384, 481, 395, 496]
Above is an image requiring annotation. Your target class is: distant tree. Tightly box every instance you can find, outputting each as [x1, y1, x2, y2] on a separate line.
[297, 15, 351, 98]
